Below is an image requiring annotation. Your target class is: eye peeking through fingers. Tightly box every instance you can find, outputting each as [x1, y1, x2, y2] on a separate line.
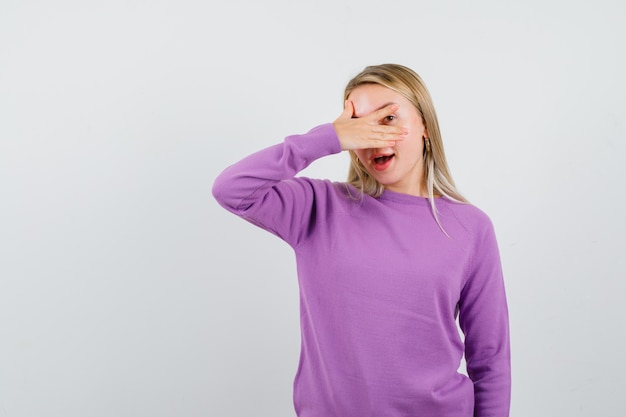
[381, 115, 395, 124]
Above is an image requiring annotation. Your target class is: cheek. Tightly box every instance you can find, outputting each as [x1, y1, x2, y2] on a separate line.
[396, 134, 424, 157]
[354, 150, 368, 165]
[406, 116, 425, 136]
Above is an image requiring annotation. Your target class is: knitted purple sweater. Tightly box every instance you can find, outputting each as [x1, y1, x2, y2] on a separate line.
[212, 124, 511, 417]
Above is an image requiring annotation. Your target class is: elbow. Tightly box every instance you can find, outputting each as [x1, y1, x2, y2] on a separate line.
[211, 175, 224, 202]
[211, 173, 236, 211]
[211, 170, 252, 215]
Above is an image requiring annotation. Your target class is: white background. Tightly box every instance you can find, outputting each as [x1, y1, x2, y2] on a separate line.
[1, 0, 624, 416]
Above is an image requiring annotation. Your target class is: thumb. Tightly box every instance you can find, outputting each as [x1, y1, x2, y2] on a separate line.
[340, 100, 354, 119]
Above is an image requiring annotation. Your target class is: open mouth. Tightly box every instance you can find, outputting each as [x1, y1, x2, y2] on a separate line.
[373, 155, 394, 165]
[370, 153, 395, 170]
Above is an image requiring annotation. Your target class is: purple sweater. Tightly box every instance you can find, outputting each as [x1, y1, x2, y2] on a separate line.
[212, 124, 510, 417]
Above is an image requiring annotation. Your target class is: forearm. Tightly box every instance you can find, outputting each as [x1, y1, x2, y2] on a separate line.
[212, 123, 340, 215]
[212, 123, 341, 245]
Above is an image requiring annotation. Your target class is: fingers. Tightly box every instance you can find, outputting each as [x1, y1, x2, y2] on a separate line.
[340, 100, 354, 120]
[371, 135, 399, 147]
[371, 124, 407, 135]
[359, 130, 404, 149]
[368, 103, 407, 137]
[370, 125, 408, 143]
[343, 101, 396, 123]
[334, 101, 407, 150]
[370, 103, 399, 121]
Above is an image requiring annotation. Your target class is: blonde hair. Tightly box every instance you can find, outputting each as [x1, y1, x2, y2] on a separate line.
[344, 64, 468, 229]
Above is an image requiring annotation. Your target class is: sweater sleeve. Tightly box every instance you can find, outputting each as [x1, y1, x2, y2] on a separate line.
[211, 123, 342, 247]
[459, 217, 511, 417]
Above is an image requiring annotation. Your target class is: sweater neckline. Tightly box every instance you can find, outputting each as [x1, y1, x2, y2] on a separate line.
[377, 189, 445, 206]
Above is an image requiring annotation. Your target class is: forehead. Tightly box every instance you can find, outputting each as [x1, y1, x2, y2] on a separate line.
[347, 84, 413, 117]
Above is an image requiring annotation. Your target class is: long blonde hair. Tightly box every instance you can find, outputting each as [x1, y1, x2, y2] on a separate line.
[344, 64, 468, 228]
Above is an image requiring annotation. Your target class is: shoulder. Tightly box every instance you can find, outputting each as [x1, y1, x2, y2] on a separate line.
[440, 198, 495, 237]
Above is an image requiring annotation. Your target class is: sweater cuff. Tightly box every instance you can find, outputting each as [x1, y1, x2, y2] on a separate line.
[298, 123, 342, 160]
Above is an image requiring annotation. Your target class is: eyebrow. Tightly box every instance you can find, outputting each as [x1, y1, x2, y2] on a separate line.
[353, 101, 398, 118]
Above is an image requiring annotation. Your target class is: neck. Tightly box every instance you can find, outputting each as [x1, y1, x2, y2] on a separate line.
[385, 181, 429, 197]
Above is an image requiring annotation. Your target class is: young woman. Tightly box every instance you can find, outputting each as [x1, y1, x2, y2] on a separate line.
[212, 64, 511, 417]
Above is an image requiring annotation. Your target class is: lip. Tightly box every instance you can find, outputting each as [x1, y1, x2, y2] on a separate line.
[369, 152, 395, 171]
